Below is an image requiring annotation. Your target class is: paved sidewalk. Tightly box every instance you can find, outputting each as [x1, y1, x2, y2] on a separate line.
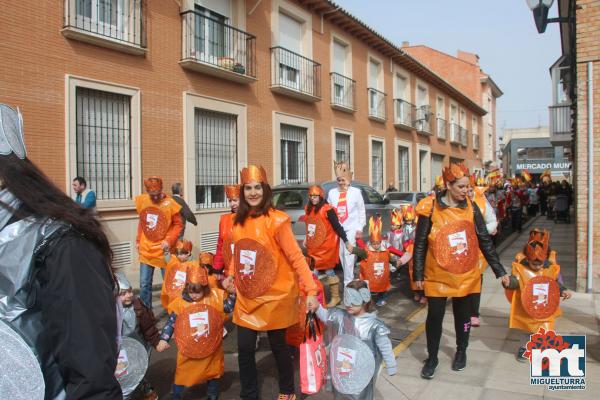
[375, 216, 600, 400]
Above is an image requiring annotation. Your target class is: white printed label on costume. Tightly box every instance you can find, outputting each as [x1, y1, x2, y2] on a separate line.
[115, 349, 129, 378]
[336, 346, 356, 375]
[315, 344, 323, 365]
[189, 311, 209, 338]
[307, 223, 317, 237]
[239, 250, 257, 277]
[373, 262, 385, 277]
[173, 270, 187, 289]
[532, 283, 549, 306]
[337, 206, 347, 216]
[146, 213, 158, 229]
[448, 230, 468, 255]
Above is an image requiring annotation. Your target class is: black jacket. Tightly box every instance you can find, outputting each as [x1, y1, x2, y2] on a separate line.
[412, 193, 506, 282]
[36, 231, 122, 399]
[172, 195, 198, 226]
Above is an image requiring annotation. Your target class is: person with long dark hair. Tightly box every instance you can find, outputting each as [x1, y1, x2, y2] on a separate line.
[223, 165, 318, 400]
[0, 104, 121, 398]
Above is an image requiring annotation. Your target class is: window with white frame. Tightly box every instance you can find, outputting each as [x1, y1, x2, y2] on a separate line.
[280, 124, 307, 183]
[332, 40, 346, 75]
[332, 39, 351, 106]
[394, 73, 408, 100]
[76, 0, 126, 39]
[195, 109, 238, 209]
[371, 139, 384, 191]
[278, 12, 302, 89]
[397, 145, 409, 192]
[368, 59, 379, 89]
[368, 59, 384, 118]
[193, 1, 230, 64]
[436, 97, 445, 118]
[472, 116, 479, 149]
[76, 87, 132, 200]
[335, 131, 351, 166]
[459, 109, 466, 127]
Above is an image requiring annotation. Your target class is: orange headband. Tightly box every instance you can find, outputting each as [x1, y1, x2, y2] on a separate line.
[175, 240, 193, 253]
[240, 165, 268, 185]
[308, 185, 325, 198]
[442, 163, 470, 184]
[225, 184, 240, 200]
[144, 176, 163, 192]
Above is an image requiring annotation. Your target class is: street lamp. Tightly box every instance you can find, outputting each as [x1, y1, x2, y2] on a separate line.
[525, 0, 566, 33]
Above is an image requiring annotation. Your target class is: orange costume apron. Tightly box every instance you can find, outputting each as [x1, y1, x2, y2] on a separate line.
[169, 289, 226, 386]
[304, 204, 340, 270]
[135, 193, 182, 268]
[509, 255, 561, 333]
[473, 189, 489, 274]
[230, 209, 317, 331]
[417, 196, 481, 297]
[286, 275, 325, 347]
[404, 241, 418, 291]
[161, 258, 199, 310]
[359, 248, 391, 293]
[218, 213, 235, 271]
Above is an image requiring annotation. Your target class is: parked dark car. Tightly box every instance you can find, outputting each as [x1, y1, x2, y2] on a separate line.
[272, 181, 396, 243]
[383, 191, 427, 208]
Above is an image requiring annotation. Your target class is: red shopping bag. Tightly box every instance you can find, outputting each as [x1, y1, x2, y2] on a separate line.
[300, 311, 327, 394]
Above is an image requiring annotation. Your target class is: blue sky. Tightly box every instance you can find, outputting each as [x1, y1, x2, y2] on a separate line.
[337, 0, 562, 133]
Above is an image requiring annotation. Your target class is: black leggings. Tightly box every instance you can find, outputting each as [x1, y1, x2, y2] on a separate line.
[425, 295, 473, 359]
[238, 326, 294, 400]
[470, 275, 484, 317]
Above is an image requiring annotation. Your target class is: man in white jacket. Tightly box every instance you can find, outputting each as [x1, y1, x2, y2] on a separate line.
[327, 161, 366, 287]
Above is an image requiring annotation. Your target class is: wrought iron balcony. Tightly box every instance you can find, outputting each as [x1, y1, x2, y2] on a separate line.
[436, 118, 447, 140]
[270, 47, 321, 102]
[549, 104, 572, 144]
[62, 0, 146, 55]
[460, 127, 468, 147]
[368, 88, 387, 121]
[393, 99, 415, 128]
[330, 73, 356, 112]
[180, 10, 256, 83]
[415, 105, 432, 135]
[450, 123, 461, 144]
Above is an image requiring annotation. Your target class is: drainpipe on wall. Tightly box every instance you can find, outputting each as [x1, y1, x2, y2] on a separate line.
[587, 61, 594, 293]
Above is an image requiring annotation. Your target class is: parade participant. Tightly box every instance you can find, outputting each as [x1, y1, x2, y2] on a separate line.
[303, 184, 350, 307]
[200, 251, 221, 288]
[385, 208, 404, 273]
[351, 216, 408, 306]
[413, 162, 508, 379]
[161, 239, 196, 310]
[157, 266, 237, 400]
[223, 165, 319, 400]
[467, 176, 498, 327]
[503, 229, 571, 361]
[213, 184, 240, 274]
[327, 161, 366, 286]
[432, 175, 445, 196]
[171, 182, 198, 239]
[314, 279, 397, 399]
[136, 176, 184, 308]
[116, 272, 160, 400]
[0, 104, 120, 398]
[401, 205, 424, 303]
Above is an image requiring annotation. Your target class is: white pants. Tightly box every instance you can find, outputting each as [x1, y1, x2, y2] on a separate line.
[339, 233, 356, 286]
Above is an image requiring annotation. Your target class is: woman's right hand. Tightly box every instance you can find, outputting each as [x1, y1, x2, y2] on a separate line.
[414, 281, 424, 290]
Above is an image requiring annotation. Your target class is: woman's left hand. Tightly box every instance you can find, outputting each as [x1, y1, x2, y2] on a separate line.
[306, 295, 319, 312]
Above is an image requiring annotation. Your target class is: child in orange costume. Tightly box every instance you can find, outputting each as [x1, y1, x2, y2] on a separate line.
[502, 229, 571, 362]
[401, 205, 425, 304]
[213, 185, 240, 275]
[199, 251, 221, 289]
[157, 265, 236, 400]
[161, 240, 197, 310]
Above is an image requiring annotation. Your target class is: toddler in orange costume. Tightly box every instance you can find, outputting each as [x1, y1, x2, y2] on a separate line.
[502, 229, 571, 362]
[161, 240, 197, 310]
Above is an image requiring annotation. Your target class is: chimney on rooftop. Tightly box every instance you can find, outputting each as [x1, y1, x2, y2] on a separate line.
[401, 41, 409, 48]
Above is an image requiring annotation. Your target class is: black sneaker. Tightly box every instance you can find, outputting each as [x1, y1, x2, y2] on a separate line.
[420, 358, 438, 379]
[516, 347, 528, 363]
[451, 349, 467, 371]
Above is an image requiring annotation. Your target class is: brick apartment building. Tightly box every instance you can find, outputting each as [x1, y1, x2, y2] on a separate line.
[1, 0, 494, 272]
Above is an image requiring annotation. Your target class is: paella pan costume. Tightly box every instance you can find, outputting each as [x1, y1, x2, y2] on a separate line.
[0, 104, 120, 399]
[503, 229, 568, 361]
[160, 266, 236, 400]
[314, 284, 397, 400]
[412, 163, 506, 379]
[213, 184, 240, 274]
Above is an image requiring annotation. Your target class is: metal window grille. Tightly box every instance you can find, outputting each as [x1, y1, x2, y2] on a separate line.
[76, 87, 132, 200]
[195, 109, 238, 209]
[398, 146, 409, 192]
[280, 124, 307, 184]
[335, 132, 351, 166]
[371, 140, 384, 191]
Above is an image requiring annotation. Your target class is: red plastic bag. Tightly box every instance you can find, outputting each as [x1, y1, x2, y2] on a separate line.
[300, 312, 327, 394]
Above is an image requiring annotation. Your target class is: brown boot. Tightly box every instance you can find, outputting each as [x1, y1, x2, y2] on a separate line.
[327, 275, 341, 307]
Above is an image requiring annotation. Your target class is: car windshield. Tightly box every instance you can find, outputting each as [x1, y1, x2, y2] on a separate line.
[361, 186, 385, 204]
[272, 189, 308, 210]
[387, 192, 414, 202]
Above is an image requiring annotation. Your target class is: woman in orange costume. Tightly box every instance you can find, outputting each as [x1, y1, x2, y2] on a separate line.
[213, 185, 240, 275]
[156, 265, 236, 400]
[412, 163, 508, 379]
[136, 176, 183, 307]
[303, 184, 350, 307]
[222, 165, 318, 400]
[503, 229, 571, 361]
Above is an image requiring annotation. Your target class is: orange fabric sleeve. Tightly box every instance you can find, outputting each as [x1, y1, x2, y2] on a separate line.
[165, 212, 184, 247]
[275, 221, 318, 296]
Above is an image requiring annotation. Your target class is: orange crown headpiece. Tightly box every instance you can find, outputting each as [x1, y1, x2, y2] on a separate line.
[240, 165, 268, 185]
[199, 252, 214, 266]
[469, 173, 477, 188]
[434, 175, 445, 189]
[442, 163, 470, 184]
[225, 184, 240, 200]
[187, 265, 208, 286]
[368, 216, 383, 242]
[175, 240, 193, 253]
[403, 205, 416, 222]
[334, 161, 353, 181]
[308, 185, 325, 198]
[525, 229, 550, 263]
[144, 176, 163, 192]
[391, 209, 402, 226]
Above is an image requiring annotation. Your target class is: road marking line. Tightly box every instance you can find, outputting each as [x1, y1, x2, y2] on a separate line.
[393, 323, 425, 356]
